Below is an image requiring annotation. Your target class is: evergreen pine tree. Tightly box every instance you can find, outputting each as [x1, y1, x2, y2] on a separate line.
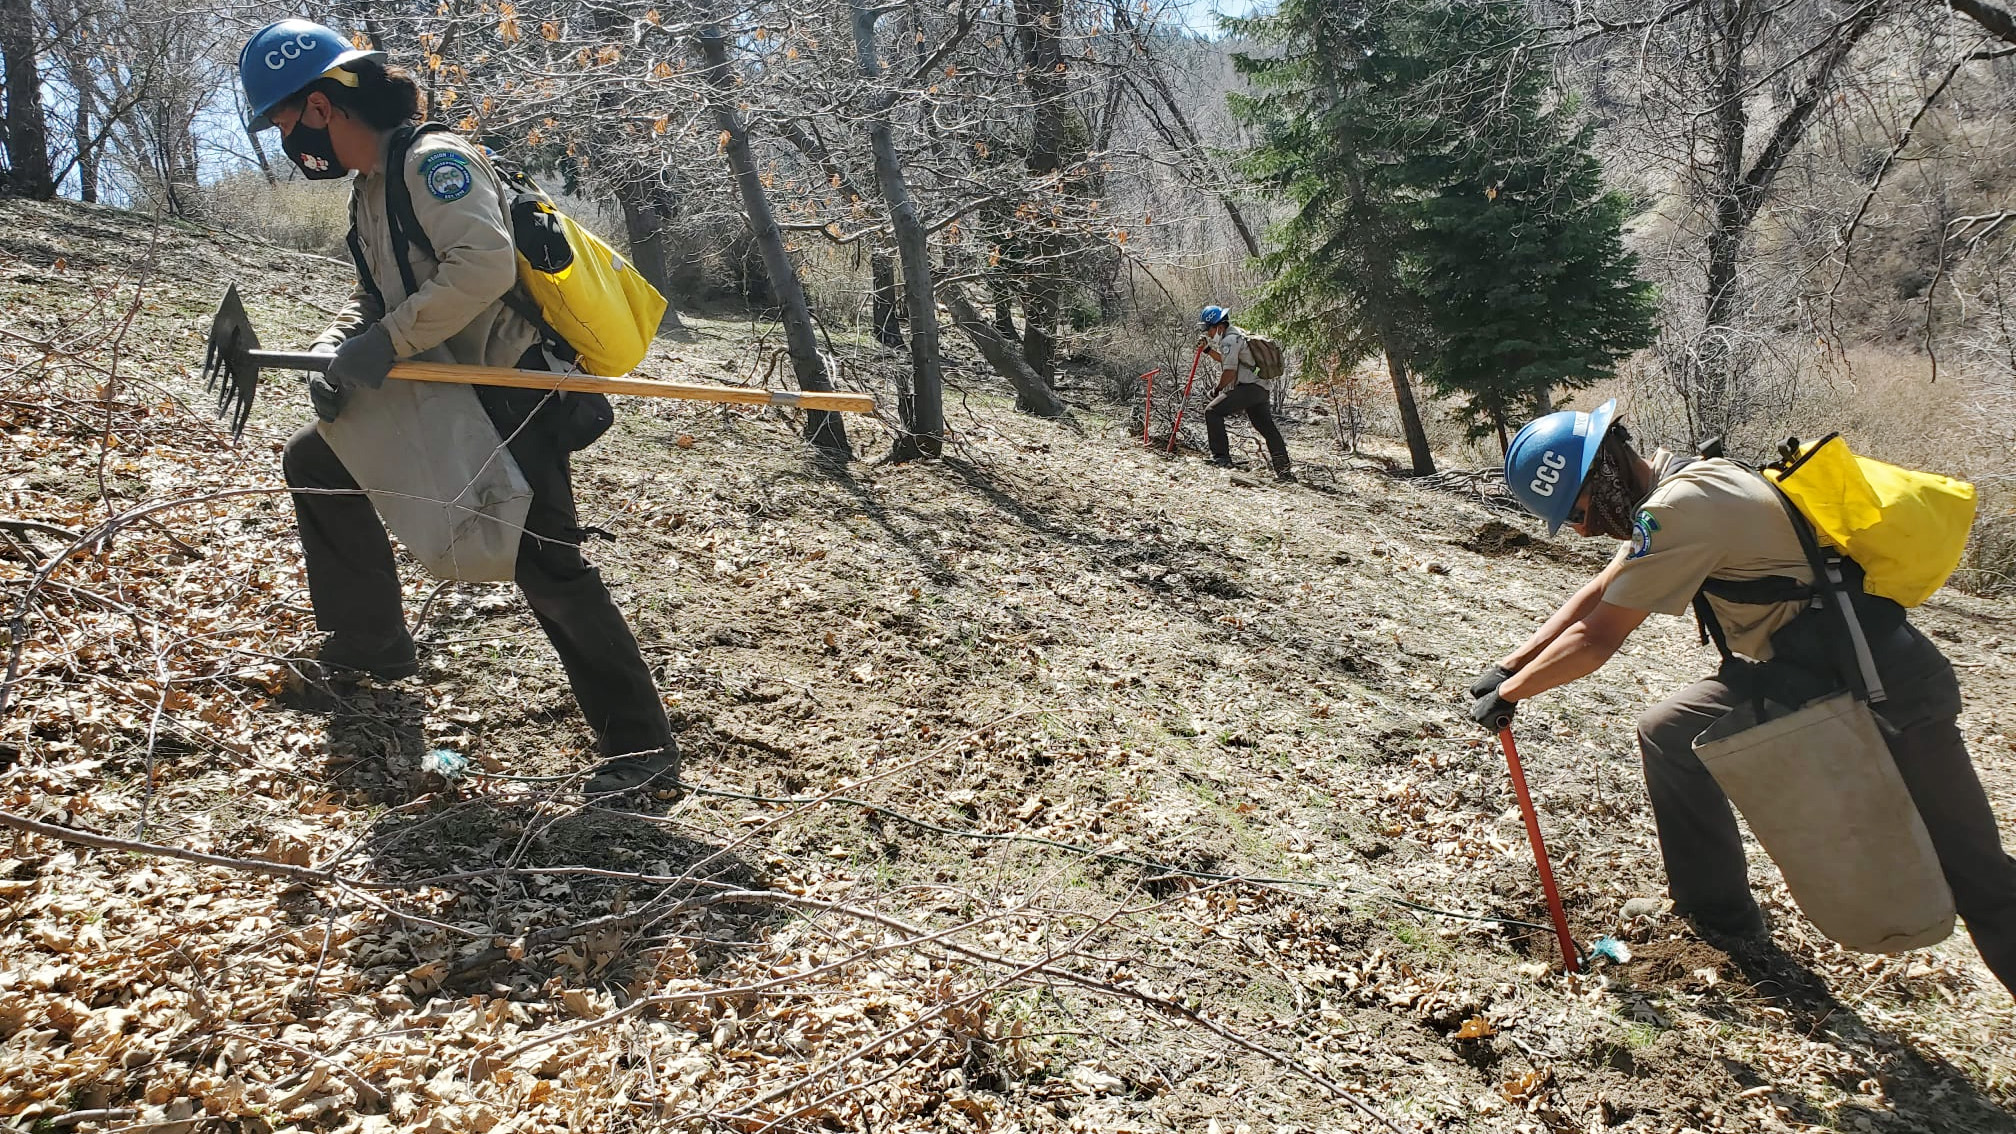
[1409, 7, 1657, 451]
[1230, 0, 1655, 467]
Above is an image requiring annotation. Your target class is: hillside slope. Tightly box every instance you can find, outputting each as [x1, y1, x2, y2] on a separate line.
[4, 197, 2015, 1134]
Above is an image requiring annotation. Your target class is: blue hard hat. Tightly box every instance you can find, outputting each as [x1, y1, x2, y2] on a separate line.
[239, 19, 385, 131]
[1504, 399, 1617, 534]
[1198, 305, 1229, 330]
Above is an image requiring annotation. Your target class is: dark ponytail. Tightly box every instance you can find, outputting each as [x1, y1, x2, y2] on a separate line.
[278, 58, 422, 131]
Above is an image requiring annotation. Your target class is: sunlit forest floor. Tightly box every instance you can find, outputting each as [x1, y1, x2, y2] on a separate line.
[4, 197, 2014, 1133]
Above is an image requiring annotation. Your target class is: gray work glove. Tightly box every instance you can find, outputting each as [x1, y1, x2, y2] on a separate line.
[1470, 663, 1515, 700]
[305, 343, 343, 423]
[307, 373, 345, 423]
[327, 323, 395, 391]
[1469, 692, 1516, 733]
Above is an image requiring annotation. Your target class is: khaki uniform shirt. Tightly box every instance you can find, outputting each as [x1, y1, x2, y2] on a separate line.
[318, 129, 539, 368]
[1603, 457, 1814, 661]
[1213, 326, 1260, 385]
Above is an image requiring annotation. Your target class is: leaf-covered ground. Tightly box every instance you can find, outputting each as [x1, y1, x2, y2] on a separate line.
[4, 197, 2015, 1134]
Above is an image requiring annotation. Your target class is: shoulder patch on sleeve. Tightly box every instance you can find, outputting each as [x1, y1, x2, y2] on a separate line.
[1627, 509, 1661, 560]
[419, 150, 474, 202]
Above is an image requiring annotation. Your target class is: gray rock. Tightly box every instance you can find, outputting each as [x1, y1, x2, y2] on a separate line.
[1621, 896, 1668, 920]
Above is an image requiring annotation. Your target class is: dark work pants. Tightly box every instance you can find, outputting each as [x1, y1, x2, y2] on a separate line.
[1638, 620, 2016, 995]
[1204, 383, 1291, 471]
[282, 374, 670, 759]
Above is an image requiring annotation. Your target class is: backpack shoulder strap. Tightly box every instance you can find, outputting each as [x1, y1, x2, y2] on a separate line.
[1690, 590, 1736, 664]
[346, 225, 383, 307]
[380, 122, 455, 296]
[1752, 467, 1886, 703]
[344, 191, 384, 309]
[1683, 462, 1884, 701]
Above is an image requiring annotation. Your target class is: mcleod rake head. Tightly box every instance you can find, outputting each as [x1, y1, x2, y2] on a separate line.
[202, 284, 262, 439]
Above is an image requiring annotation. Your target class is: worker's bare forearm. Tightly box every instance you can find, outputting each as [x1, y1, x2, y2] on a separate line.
[1499, 563, 1615, 671]
[1499, 599, 1649, 701]
[1500, 625, 1618, 701]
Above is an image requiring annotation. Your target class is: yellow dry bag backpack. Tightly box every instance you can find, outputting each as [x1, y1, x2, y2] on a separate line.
[492, 164, 667, 377]
[1764, 434, 1977, 607]
[360, 124, 667, 379]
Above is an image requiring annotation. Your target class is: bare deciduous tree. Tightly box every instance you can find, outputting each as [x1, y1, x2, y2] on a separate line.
[0, 0, 53, 199]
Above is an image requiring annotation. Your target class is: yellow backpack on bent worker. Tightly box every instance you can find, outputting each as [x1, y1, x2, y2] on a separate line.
[372, 124, 668, 378]
[1763, 434, 1977, 607]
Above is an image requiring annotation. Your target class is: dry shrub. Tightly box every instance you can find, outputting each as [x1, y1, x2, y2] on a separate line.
[797, 242, 879, 332]
[198, 172, 353, 255]
[1961, 510, 2016, 596]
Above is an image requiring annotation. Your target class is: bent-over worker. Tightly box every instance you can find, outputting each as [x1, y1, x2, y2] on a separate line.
[237, 19, 675, 793]
[1473, 400, 2016, 997]
[1196, 305, 1293, 481]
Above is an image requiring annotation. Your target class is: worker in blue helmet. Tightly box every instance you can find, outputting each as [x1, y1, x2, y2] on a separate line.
[1474, 402, 2016, 995]
[1195, 305, 1292, 480]
[236, 20, 675, 794]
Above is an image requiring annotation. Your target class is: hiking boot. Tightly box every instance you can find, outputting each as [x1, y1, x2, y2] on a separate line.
[309, 632, 419, 682]
[586, 741, 682, 796]
[1681, 902, 1770, 948]
[1274, 466, 1296, 483]
[1208, 456, 1235, 468]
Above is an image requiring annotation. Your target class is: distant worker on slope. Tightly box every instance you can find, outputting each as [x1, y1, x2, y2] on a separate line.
[1196, 305, 1293, 482]
[1470, 400, 2016, 998]
[237, 19, 675, 793]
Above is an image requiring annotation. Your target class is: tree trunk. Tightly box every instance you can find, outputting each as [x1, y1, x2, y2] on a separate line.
[775, 119, 901, 350]
[870, 252, 903, 346]
[1693, 1, 1749, 439]
[246, 122, 277, 186]
[0, 0, 53, 200]
[697, 27, 849, 458]
[851, 0, 943, 460]
[943, 288, 1070, 418]
[163, 98, 201, 218]
[1947, 0, 2016, 48]
[1022, 287, 1059, 381]
[148, 98, 200, 218]
[1383, 343, 1435, 476]
[69, 52, 95, 202]
[992, 292, 1017, 340]
[620, 184, 687, 332]
[228, 76, 276, 187]
[1686, 0, 1883, 440]
[1017, 0, 1071, 383]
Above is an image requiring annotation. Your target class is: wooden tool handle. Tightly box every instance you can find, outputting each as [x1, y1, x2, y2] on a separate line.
[385, 361, 876, 414]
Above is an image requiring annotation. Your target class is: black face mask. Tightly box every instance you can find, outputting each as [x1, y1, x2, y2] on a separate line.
[282, 118, 347, 180]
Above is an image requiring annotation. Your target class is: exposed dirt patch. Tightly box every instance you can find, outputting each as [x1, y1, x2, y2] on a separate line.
[1618, 938, 1739, 995]
[1463, 518, 1539, 557]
